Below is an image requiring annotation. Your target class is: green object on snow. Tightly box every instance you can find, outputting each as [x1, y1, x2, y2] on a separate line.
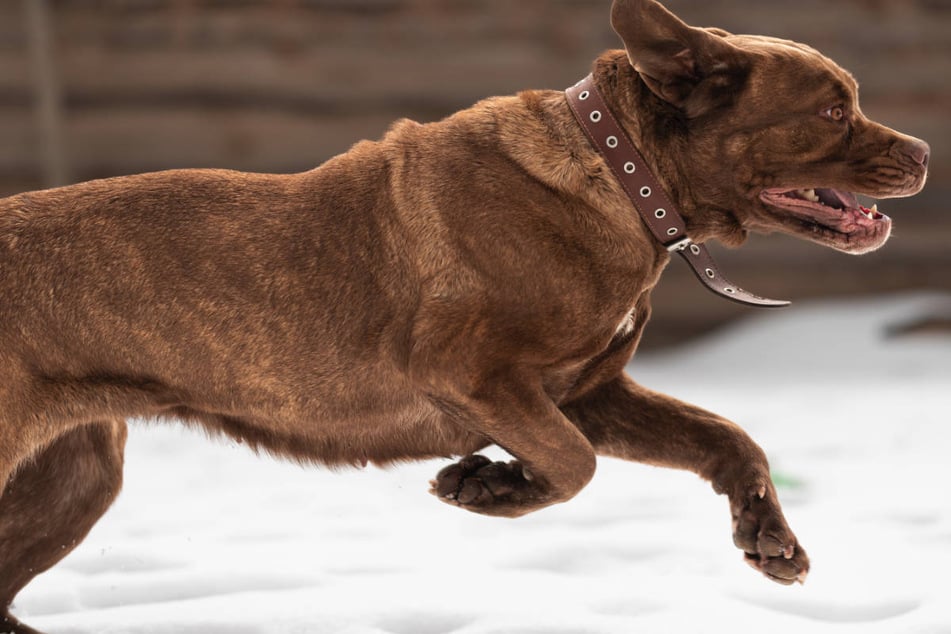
[771, 470, 806, 490]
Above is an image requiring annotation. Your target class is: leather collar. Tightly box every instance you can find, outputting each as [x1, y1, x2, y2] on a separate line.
[566, 74, 789, 308]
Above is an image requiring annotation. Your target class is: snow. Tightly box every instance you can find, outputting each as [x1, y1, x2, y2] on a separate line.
[13, 292, 951, 634]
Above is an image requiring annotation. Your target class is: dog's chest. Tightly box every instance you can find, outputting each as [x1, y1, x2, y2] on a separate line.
[614, 308, 637, 338]
[537, 297, 648, 406]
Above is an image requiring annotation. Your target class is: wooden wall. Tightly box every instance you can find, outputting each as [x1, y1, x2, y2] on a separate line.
[2, 0, 948, 345]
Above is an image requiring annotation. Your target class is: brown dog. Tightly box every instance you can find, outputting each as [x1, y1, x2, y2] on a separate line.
[0, 0, 929, 630]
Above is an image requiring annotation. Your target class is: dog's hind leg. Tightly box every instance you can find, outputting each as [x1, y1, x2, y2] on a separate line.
[0, 419, 127, 634]
[561, 373, 810, 585]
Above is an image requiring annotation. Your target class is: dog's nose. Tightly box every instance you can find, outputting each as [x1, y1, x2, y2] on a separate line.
[899, 138, 930, 167]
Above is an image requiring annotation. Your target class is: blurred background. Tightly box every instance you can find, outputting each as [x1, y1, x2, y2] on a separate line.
[1, 0, 948, 349]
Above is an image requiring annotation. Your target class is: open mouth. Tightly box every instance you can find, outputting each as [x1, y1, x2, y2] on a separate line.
[758, 187, 892, 252]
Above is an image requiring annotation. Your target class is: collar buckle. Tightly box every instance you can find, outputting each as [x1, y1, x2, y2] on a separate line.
[665, 236, 692, 253]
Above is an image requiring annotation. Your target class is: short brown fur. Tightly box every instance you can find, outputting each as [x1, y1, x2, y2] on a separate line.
[0, 1, 929, 630]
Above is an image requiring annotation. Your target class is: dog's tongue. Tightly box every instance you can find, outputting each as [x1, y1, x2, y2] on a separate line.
[817, 188, 858, 210]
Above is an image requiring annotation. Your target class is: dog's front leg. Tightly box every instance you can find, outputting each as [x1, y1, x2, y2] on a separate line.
[562, 373, 809, 585]
[428, 376, 597, 519]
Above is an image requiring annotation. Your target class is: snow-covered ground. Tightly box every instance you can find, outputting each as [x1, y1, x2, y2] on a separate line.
[13, 292, 951, 634]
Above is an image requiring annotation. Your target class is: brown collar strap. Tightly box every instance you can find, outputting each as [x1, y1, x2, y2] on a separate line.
[566, 74, 789, 308]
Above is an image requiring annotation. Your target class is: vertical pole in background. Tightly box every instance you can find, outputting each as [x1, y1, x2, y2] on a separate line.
[24, 0, 70, 188]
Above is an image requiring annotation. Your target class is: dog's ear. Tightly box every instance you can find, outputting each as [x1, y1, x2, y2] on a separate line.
[611, 0, 747, 117]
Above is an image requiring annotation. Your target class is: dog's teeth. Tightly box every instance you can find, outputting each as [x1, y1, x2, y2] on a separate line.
[797, 188, 819, 203]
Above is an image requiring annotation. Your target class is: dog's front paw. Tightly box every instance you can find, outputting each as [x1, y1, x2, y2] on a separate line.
[429, 455, 538, 517]
[730, 479, 809, 585]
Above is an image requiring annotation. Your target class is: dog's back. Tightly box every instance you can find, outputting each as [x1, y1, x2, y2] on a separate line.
[0, 106, 560, 473]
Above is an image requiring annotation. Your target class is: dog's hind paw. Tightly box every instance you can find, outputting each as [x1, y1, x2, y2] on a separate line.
[429, 455, 538, 517]
[730, 480, 810, 585]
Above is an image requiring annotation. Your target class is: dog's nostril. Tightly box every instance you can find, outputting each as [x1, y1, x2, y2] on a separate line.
[903, 139, 930, 166]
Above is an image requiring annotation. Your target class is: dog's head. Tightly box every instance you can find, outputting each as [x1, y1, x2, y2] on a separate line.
[608, 0, 929, 254]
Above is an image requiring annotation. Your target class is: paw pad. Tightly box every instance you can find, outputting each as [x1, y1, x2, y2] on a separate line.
[430, 455, 531, 508]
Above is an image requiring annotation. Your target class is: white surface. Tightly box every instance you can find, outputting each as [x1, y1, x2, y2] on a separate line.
[14, 292, 951, 633]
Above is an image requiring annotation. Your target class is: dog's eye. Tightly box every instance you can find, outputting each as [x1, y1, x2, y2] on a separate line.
[822, 105, 846, 122]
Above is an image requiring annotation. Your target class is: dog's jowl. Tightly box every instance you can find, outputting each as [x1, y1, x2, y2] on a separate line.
[0, 0, 928, 630]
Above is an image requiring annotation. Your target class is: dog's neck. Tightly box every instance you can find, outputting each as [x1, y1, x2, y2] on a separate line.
[590, 51, 748, 248]
[566, 72, 788, 308]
